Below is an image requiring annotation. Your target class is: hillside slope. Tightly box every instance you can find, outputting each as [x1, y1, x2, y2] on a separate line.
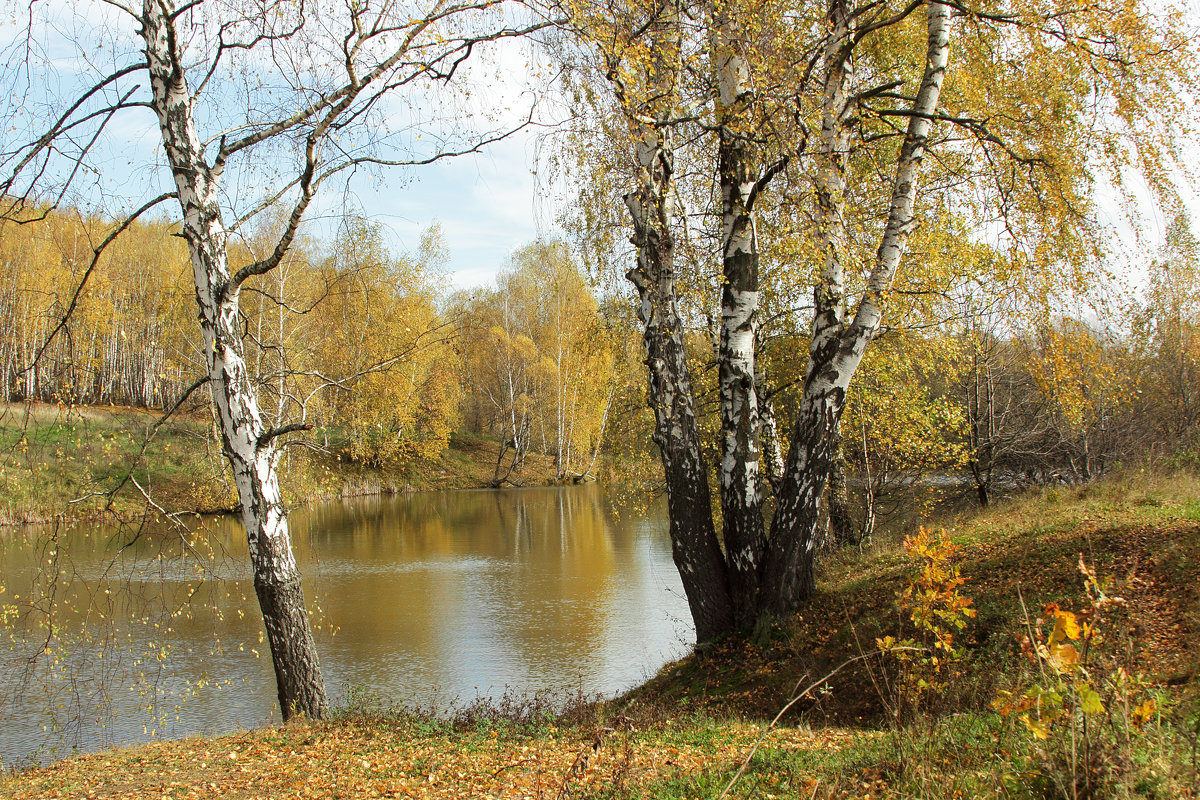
[632, 471, 1200, 725]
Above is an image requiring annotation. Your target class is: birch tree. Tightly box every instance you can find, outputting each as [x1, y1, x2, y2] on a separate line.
[557, 0, 1196, 638]
[757, 0, 953, 612]
[2, 0, 543, 718]
[558, 0, 949, 631]
[453, 243, 615, 484]
[581, 0, 738, 640]
[709, 0, 778, 627]
[1138, 213, 1200, 436]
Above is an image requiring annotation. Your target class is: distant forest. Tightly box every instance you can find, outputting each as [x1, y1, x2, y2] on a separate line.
[2, 206, 1197, 522]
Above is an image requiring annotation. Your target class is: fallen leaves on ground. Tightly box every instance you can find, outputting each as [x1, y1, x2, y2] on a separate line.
[2, 719, 876, 800]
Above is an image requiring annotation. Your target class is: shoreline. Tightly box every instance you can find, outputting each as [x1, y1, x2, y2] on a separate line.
[1, 402, 574, 528]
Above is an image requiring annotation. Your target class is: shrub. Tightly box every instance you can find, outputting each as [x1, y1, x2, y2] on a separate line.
[876, 526, 976, 726]
[994, 557, 1165, 799]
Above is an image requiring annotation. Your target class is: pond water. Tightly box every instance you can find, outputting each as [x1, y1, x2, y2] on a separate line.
[0, 485, 692, 765]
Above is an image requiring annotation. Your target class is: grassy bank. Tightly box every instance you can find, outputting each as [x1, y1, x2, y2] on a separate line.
[0, 403, 560, 524]
[631, 470, 1200, 722]
[5, 469, 1199, 797]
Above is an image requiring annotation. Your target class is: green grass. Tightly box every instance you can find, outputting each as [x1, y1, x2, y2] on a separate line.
[0, 403, 224, 522]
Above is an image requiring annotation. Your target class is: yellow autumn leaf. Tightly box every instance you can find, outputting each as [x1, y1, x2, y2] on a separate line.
[1048, 642, 1080, 673]
[1076, 683, 1104, 715]
[1131, 698, 1157, 730]
[1049, 608, 1081, 645]
[1021, 714, 1051, 740]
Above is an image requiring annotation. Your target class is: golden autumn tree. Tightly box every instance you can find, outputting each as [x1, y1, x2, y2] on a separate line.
[553, 0, 1198, 639]
[455, 240, 616, 483]
[1023, 317, 1128, 481]
[840, 332, 967, 540]
[311, 217, 458, 470]
[1136, 213, 1200, 438]
[508, 241, 616, 480]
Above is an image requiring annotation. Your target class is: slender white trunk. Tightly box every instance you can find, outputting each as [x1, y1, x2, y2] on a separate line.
[711, 0, 767, 626]
[763, 0, 953, 615]
[142, 0, 327, 720]
[582, 384, 614, 479]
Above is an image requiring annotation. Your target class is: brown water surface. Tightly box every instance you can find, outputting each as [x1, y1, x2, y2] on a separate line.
[0, 485, 690, 764]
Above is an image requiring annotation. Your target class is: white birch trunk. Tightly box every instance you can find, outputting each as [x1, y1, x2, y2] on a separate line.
[711, 2, 766, 627]
[762, 0, 953, 615]
[618, 1, 734, 641]
[141, 0, 327, 720]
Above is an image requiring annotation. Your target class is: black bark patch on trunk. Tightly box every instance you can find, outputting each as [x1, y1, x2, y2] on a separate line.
[253, 574, 329, 721]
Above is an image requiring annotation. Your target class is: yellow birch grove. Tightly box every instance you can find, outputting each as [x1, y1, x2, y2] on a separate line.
[0, 209, 461, 471]
[308, 218, 459, 469]
[0, 206, 623, 481]
[0, 209, 195, 407]
[455, 240, 616, 482]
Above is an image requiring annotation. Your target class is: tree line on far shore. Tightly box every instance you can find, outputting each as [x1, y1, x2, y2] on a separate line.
[3, 203, 1197, 512]
[0, 208, 620, 485]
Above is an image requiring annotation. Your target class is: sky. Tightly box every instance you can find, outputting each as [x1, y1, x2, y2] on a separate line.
[300, 35, 570, 290]
[321, 122, 562, 290]
[0, 1, 564, 292]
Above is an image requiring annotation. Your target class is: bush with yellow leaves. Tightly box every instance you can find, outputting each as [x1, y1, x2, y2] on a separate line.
[876, 527, 977, 727]
[994, 557, 1163, 799]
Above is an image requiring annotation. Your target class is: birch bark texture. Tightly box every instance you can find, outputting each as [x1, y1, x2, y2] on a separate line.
[616, 0, 735, 642]
[761, 0, 952, 615]
[142, 0, 328, 719]
[711, 0, 768, 629]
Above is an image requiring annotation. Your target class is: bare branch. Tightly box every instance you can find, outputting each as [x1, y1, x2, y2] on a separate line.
[98, 0, 138, 16]
[747, 155, 790, 213]
[214, 0, 549, 164]
[0, 63, 146, 217]
[257, 422, 313, 448]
